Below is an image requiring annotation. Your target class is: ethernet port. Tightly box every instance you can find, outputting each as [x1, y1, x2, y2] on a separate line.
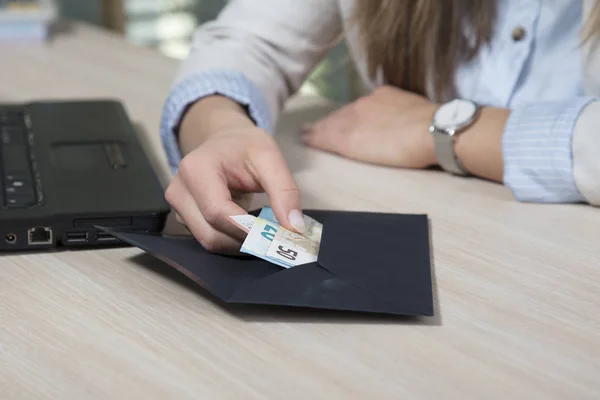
[28, 227, 53, 245]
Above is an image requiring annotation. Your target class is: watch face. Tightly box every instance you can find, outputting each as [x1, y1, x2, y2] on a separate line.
[433, 99, 477, 132]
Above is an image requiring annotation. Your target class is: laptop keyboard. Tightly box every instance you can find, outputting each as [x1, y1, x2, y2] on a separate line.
[0, 107, 39, 208]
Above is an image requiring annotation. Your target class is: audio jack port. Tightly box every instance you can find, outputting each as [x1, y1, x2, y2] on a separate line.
[5, 233, 17, 244]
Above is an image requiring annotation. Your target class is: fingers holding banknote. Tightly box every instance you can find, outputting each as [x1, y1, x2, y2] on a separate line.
[245, 143, 305, 234]
[165, 173, 245, 254]
[166, 128, 303, 253]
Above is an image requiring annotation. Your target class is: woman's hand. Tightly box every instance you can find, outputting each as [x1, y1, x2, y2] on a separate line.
[165, 96, 304, 255]
[303, 86, 438, 168]
[304, 86, 510, 182]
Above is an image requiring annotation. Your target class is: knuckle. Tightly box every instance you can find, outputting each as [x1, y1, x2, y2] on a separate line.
[198, 232, 218, 253]
[250, 146, 272, 161]
[199, 232, 227, 254]
[177, 156, 195, 178]
[254, 147, 285, 169]
[276, 185, 301, 203]
[202, 204, 223, 226]
[179, 151, 211, 178]
[279, 186, 300, 196]
[254, 139, 279, 156]
[164, 182, 179, 205]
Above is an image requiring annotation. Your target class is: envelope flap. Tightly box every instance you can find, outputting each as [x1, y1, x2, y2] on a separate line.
[229, 262, 406, 315]
[316, 212, 433, 316]
[99, 227, 280, 301]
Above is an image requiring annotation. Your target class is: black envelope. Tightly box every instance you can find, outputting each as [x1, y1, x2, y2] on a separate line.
[99, 210, 434, 317]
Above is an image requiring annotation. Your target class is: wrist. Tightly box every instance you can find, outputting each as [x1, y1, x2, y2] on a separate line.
[179, 95, 256, 154]
[422, 103, 440, 167]
[453, 106, 510, 182]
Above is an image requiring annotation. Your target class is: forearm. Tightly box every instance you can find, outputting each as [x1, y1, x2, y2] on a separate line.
[160, 70, 273, 174]
[447, 97, 597, 205]
[453, 107, 510, 183]
[179, 95, 256, 155]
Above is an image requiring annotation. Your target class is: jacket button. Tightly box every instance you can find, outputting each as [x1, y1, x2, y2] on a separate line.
[511, 26, 526, 41]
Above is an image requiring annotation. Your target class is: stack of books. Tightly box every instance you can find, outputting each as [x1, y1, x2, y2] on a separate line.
[0, 0, 57, 41]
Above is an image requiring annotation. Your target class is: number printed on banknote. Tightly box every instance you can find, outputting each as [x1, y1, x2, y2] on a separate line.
[258, 206, 323, 243]
[238, 216, 292, 268]
[229, 207, 324, 268]
[266, 236, 318, 266]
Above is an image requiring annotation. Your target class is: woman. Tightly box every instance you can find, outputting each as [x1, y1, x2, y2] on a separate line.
[160, 0, 600, 254]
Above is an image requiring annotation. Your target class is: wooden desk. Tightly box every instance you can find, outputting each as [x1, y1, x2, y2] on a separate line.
[1, 23, 600, 400]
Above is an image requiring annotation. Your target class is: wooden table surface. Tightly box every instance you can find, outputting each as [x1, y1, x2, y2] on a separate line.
[1, 22, 600, 400]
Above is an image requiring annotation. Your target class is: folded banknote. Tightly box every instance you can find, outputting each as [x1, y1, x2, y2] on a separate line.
[228, 207, 322, 268]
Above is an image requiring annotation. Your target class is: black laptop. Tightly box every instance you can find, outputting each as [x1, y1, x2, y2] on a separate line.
[0, 99, 170, 251]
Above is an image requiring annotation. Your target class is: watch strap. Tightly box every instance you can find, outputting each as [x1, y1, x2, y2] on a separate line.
[431, 128, 470, 175]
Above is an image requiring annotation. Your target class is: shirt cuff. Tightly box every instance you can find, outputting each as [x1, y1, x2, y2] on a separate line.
[502, 97, 596, 203]
[160, 70, 273, 174]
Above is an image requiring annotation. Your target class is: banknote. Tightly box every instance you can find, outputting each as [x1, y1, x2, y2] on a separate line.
[228, 214, 257, 233]
[238, 216, 293, 268]
[268, 220, 320, 256]
[266, 228, 319, 266]
[229, 207, 323, 268]
[258, 206, 323, 243]
[258, 207, 322, 267]
[258, 218, 319, 267]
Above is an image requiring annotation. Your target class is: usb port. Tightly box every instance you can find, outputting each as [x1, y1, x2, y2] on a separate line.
[96, 231, 118, 242]
[65, 232, 87, 243]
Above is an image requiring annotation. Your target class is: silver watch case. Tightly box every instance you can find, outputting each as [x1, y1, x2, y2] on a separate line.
[428, 100, 480, 176]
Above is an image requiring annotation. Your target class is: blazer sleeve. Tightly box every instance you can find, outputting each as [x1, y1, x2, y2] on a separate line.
[172, 0, 342, 123]
[572, 100, 600, 205]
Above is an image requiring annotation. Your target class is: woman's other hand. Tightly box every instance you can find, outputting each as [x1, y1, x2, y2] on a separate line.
[165, 96, 304, 255]
[303, 86, 438, 169]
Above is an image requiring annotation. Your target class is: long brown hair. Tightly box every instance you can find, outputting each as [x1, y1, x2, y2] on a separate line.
[352, 0, 600, 102]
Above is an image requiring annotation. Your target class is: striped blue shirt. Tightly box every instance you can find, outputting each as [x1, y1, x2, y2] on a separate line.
[160, 0, 596, 204]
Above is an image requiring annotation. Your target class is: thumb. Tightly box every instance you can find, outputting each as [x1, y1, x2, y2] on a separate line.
[249, 149, 304, 233]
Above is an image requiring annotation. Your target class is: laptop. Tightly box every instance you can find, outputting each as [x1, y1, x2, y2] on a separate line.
[0, 99, 171, 251]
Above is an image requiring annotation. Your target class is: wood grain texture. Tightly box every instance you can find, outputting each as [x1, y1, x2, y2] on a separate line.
[1, 23, 600, 400]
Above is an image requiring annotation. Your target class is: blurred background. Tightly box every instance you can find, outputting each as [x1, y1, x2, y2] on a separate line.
[55, 0, 359, 104]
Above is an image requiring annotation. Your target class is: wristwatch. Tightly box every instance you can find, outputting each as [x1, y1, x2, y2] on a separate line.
[428, 99, 480, 175]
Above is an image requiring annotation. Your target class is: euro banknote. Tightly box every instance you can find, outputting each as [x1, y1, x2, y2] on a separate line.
[228, 207, 323, 268]
[258, 206, 323, 243]
[228, 214, 256, 233]
[266, 227, 319, 266]
[235, 215, 294, 268]
[256, 206, 322, 266]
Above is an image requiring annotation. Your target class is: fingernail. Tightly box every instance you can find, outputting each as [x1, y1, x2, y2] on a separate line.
[288, 209, 306, 233]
